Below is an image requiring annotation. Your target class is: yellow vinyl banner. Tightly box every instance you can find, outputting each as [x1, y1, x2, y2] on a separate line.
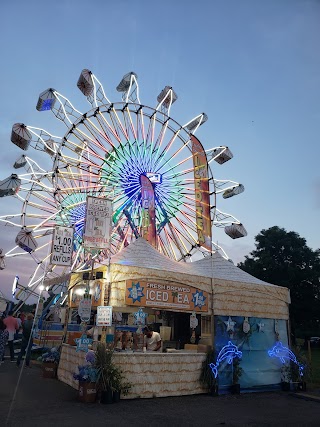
[191, 135, 212, 251]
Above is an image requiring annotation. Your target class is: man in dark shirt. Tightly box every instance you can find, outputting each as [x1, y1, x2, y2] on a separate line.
[16, 313, 34, 367]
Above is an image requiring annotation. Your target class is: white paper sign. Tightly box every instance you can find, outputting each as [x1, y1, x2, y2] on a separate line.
[83, 196, 112, 249]
[78, 296, 92, 322]
[96, 306, 112, 326]
[50, 226, 74, 266]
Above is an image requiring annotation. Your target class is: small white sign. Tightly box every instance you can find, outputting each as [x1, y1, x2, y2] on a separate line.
[78, 296, 92, 322]
[50, 226, 74, 266]
[96, 306, 112, 326]
[83, 196, 112, 249]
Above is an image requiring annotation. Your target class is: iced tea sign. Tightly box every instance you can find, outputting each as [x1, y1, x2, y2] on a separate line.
[125, 280, 208, 312]
[50, 226, 74, 266]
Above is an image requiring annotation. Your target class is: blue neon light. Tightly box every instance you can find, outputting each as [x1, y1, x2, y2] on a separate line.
[209, 341, 242, 378]
[267, 342, 304, 377]
[40, 99, 54, 111]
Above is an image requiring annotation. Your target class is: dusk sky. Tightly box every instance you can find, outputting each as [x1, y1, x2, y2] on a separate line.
[0, 0, 319, 300]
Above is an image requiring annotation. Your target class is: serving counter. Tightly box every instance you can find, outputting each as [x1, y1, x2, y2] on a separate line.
[58, 343, 207, 399]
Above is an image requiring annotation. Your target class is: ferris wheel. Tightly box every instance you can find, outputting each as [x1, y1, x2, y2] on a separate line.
[0, 70, 246, 291]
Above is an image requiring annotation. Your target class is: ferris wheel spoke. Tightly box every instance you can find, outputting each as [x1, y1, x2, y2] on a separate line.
[166, 222, 187, 259]
[152, 129, 183, 172]
[157, 234, 170, 258]
[160, 154, 193, 177]
[108, 107, 130, 142]
[121, 107, 137, 141]
[175, 216, 198, 243]
[162, 228, 178, 260]
[96, 111, 122, 145]
[168, 223, 192, 253]
[136, 107, 146, 145]
[144, 118, 169, 169]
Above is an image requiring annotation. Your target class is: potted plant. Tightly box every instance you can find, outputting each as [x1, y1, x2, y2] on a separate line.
[290, 345, 310, 392]
[112, 374, 132, 402]
[200, 349, 218, 396]
[280, 363, 291, 391]
[230, 358, 243, 394]
[95, 343, 132, 404]
[73, 351, 98, 403]
[40, 347, 60, 378]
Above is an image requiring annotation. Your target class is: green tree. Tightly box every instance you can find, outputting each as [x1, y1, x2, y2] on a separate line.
[238, 226, 320, 336]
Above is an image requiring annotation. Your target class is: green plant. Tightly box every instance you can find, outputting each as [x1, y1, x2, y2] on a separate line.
[232, 358, 243, 385]
[290, 345, 312, 383]
[94, 343, 132, 395]
[280, 363, 292, 383]
[200, 349, 217, 390]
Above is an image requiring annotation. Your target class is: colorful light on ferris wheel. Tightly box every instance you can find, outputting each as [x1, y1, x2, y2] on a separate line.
[0, 68, 247, 292]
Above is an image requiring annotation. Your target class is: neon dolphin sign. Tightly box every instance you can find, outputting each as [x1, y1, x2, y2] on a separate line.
[209, 341, 242, 378]
[268, 342, 304, 377]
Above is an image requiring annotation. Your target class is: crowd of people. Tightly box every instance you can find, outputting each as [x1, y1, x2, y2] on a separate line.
[0, 310, 35, 367]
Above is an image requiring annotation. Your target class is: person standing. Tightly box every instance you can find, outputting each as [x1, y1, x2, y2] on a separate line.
[16, 313, 34, 368]
[3, 311, 19, 361]
[16, 313, 22, 330]
[144, 326, 162, 352]
[19, 312, 26, 324]
[0, 319, 9, 363]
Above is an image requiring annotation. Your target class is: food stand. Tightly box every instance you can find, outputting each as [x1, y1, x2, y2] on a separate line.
[57, 238, 291, 397]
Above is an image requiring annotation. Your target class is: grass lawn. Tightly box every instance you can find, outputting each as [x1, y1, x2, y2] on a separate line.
[311, 348, 320, 389]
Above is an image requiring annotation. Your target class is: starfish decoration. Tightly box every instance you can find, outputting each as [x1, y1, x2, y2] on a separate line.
[191, 290, 206, 309]
[257, 321, 265, 332]
[127, 282, 145, 303]
[75, 334, 93, 353]
[224, 316, 236, 332]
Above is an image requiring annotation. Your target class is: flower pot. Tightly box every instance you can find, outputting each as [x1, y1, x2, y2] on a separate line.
[209, 384, 219, 396]
[113, 390, 121, 402]
[281, 381, 290, 391]
[42, 362, 57, 379]
[230, 383, 240, 395]
[78, 382, 97, 403]
[297, 381, 307, 392]
[101, 388, 113, 404]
